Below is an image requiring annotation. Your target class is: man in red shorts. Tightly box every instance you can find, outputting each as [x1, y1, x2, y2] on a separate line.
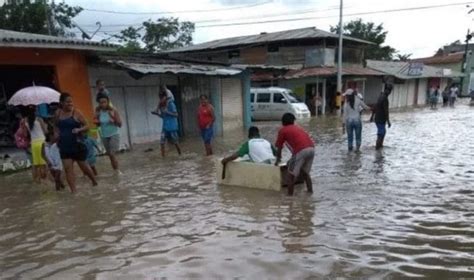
[275, 113, 315, 196]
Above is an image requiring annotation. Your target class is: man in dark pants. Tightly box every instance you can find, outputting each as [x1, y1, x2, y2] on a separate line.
[372, 84, 393, 150]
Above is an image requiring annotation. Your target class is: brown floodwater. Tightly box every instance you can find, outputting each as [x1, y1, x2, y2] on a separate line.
[1, 102, 473, 279]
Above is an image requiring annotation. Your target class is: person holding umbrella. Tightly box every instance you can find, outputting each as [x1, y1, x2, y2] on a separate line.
[22, 105, 48, 183]
[8, 85, 61, 183]
[55, 93, 97, 193]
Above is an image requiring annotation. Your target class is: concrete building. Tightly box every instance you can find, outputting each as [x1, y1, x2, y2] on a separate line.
[366, 60, 463, 108]
[168, 27, 379, 114]
[0, 29, 116, 147]
[87, 54, 250, 149]
[412, 51, 471, 95]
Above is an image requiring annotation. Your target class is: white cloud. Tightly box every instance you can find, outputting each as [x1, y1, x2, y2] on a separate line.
[69, 0, 473, 57]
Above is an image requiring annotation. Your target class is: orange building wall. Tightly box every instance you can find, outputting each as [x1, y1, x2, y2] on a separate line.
[0, 48, 93, 120]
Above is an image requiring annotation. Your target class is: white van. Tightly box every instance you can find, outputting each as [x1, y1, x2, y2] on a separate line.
[250, 87, 310, 121]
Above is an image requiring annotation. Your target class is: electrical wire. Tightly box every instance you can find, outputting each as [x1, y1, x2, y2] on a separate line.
[82, 0, 272, 15]
[195, 2, 472, 28]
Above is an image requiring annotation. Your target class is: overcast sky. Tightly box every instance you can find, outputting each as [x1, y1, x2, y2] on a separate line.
[68, 0, 473, 58]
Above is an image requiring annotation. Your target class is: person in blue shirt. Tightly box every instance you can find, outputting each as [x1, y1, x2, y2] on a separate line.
[157, 92, 182, 157]
[84, 133, 99, 176]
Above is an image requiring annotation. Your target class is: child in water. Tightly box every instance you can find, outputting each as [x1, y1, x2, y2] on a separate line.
[42, 131, 66, 191]
[84, 133, 99, 176]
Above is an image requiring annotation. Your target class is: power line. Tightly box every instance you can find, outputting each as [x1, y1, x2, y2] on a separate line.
[82, 1, 272, 15]
[195, 1, 472, 28]
[80, 6, 342, 29]
[83, 1, 471, 32]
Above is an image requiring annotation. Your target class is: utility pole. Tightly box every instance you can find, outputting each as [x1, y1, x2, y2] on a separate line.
[337, 0, 343, 102]
[461, 29, 472, 95]
[44, 0, 52, 35]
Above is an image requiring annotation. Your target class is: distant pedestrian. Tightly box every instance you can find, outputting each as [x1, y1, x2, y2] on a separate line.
[94, 94, 122, 173]
[342, 90, 371, 152]
[197, 95, 215, 156]
[157, 92, 181, 157]
[42, 131, 65, 191]
[372, 84, 393, 150]
[430, 86, 440, 109]
[449, 85, 458, 107]
[275, 113, 315, 196]
[23, 105, 48, 183]
[56, 93, 97, 193]
[84, 134, 99, 176]
[442, 87, 449, 107]
[95, 79, 110, 99]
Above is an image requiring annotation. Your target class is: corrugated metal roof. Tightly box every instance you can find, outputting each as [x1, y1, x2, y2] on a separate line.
[167, 27, 374, 53]
[110, 60, 242, 76]
[283, 66, 384, 79]
[0, 29, 117, 51]
[366, 60, 463, 79]
[411, 52, 463, 65]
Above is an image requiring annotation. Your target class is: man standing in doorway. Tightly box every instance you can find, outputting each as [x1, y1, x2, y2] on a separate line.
[197, 95, 215, 156]
[372, 84, 393, 150]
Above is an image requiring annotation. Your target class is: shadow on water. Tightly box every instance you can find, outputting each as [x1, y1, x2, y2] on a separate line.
[1, 102, 474, 278]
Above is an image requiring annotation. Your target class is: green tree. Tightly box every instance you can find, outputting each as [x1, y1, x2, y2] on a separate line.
[114, 26, 143, 53]
[395, 53, 412, 62]
[0, 1, 82, 37]
[330, 19, 396, 60]
[114, 17, 195, 53]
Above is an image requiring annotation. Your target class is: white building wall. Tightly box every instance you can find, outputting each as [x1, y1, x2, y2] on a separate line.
[221, 78, 243, 132]
[88, 66, 177, 146]
[417, 79, 428, 105]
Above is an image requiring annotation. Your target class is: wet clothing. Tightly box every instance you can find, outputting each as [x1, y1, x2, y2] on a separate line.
[26, 118, 46, 166]
[237, 138, 276, 163]
[288, 147, 315, 177]
[102, 134, 119, 154]
[31, 139, 46, 166]
[57, 111, 86, 161]
[346, 119, 362, 150]
[44, 143, 62, 171]
[162, 101, 179, 132]
[343, 98, 370, 124]
[98, 110, 119, 138]
[201, 127, 214, 144]
[376, 123, 386, 137]
[275, 125, 314, 154]
[161, 131, 179, 144]
[27, 119, 45, 142]
[84, 137, 98, 166]
[198, 104, 214, 144]
[374, 94, 390, 124]
[198, 104, 214, 129]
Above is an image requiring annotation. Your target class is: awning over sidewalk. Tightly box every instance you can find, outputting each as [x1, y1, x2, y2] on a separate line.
[283, 66, 384, 79]
[109, 60, 243, 77]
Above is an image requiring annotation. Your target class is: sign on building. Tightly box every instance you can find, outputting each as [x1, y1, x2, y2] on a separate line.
[407, 62, 424, 76]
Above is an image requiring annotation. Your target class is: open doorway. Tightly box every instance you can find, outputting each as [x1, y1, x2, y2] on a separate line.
[0, 65, 56, 147]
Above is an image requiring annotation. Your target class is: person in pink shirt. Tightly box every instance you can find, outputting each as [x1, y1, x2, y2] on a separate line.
[275, 113, 315, 196]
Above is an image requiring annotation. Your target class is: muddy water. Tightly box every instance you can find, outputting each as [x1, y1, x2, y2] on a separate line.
[1, 104, 473, 279]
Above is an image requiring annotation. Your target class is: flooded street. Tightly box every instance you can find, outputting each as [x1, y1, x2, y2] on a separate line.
[1, 103, 473, 279]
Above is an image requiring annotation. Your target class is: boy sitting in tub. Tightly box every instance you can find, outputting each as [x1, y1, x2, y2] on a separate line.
[221, 126, 276, 165]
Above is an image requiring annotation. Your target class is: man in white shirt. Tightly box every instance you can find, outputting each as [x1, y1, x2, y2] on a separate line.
[221, 126, 276, 165]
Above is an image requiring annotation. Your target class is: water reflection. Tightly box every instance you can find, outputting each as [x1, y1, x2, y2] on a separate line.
[1, 102, 474, 279]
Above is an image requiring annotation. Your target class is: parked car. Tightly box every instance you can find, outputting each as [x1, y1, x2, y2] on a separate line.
[250, 87, 310, 121]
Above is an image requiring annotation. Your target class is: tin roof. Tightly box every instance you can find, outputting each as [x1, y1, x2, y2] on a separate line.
[366, 60, 463, 79]
[168, 27, 374, 53]
[109, 60, 242, 76]
[283, 66, 384, 79]
[0, 29, 117, 51]
[411, 52, 463, 65]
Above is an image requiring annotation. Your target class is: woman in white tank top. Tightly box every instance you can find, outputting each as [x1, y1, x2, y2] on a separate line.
[24, 106, 48, 183]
